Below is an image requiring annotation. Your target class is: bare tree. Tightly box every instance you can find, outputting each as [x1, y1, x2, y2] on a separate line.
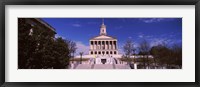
[138, 39, 151, 69]
[171, 44, 182, 68]
[70, 41, 77, 58]
[67, 41, 77, 58]
[123, 39, 136, 64]
[150, 45, 160, 69]
[150, 43, 170, 69]
[79, 52, 84, 64]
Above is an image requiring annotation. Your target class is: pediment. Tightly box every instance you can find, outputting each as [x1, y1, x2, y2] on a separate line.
[90, 35, 116, 40]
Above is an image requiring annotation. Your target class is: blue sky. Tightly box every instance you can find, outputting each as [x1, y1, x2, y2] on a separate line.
[42, 18, 182, 55]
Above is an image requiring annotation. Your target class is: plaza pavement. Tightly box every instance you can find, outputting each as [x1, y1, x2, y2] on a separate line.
[75, 64, 130, 69]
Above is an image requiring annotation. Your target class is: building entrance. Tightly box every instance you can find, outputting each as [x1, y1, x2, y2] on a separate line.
[101, 59, 106, 64]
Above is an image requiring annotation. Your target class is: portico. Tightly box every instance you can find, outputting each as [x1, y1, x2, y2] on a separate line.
[89, 19, 118, 57]
[89, 40, 118, 55]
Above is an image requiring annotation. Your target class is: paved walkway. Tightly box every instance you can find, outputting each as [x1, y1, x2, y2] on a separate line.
[115, 64, 131, 69]
[93, 64, 114, 69]
[74, 58, 131, 69]
[76, 64, 92, 69]
[75, 64, 131, 69]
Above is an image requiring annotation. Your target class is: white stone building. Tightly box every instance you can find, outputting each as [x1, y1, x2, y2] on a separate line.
[73, 19, 154, 66]
[89, 20, 120, 58]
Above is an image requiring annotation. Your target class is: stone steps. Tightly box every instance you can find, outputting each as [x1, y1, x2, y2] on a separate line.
[75, 64, 131, 69]
[93, 64, 114, 69]
[115, 64, 131, 69]
[76, 64, 92, 69]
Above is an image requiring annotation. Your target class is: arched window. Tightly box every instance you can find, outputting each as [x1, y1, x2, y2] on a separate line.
[102, 51, 105, 55]
[110, 51, 112, 54]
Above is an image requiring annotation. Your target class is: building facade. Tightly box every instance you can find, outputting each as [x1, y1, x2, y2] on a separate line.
[89, 20, 118, 57]
[19, 18, 56, 36]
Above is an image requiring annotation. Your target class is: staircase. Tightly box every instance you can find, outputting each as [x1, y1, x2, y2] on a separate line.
[93, 64, 114, 69]
[76, 64, 92, 69]
[115, 64, 131, 69]
[74, 58, 131, 69]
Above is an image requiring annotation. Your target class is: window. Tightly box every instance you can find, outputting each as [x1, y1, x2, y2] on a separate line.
[95, 41, 97, 45]
[98, 41, 101, 45]
[106, 41, 108, 45]
[91, 41, 93, 45]
[110, 41, 112, 45]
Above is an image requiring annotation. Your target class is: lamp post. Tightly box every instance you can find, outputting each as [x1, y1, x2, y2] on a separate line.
[79, 52, 84, 64]
[132, 50, 137, 69]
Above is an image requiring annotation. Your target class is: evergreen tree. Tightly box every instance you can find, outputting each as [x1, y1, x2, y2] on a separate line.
[18, 18, 76, 69]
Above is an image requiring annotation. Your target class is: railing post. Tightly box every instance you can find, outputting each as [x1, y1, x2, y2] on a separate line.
[134, 63, 137, 69]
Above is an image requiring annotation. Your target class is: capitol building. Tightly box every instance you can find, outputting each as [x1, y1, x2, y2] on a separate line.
[72, 19, 152, 68]
[75, 19, 122, 64]
[89, 20, 119, 57]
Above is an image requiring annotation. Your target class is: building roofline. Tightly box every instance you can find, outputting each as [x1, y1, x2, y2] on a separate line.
[90, 35, 117, 40]
[35, 18, 56, 33]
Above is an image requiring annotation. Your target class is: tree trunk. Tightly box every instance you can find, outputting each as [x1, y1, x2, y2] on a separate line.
[153, 58, 157, 69]
[143, 55, 146, 69]
[147, 55, 149, 69]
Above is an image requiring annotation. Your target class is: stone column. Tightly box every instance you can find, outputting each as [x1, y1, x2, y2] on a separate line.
[113, 41, 115, 50]
[104, 41, 105, 50]
[98, 41, 99, 50]
[107, 41, 108, 50]
[108, 41, 109, 50]
[112, 41, 115, 50]
[115, 41, 117, 50]
[104, 41, 107, 50]
[110, 41, 112, 50]
[104, 41, 106, 50]
[111, 41, 113, 50]
[112, 41, 114, 50]
[93, 41, 94, 50]
[100, 41, 102, 50]
[92, 41, 94, 50]
[94, 41, 96, 50]
[101, 41, 103, 50]
[96, 41, 98, 50]
[102, 41, 104, 50]
[96, 41, 97, 50]
[98, 41, 100, 50]
[90, 41, 92, 49]
[95, 41, 98, 49]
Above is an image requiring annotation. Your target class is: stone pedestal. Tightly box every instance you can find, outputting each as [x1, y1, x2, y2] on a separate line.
[95, 56, 115, 64]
